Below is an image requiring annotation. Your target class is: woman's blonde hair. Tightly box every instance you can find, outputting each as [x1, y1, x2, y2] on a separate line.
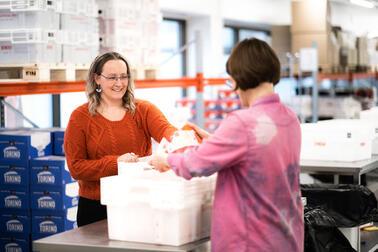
[86, 51, 136, 115]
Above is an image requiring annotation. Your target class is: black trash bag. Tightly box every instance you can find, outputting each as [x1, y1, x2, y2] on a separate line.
[304, 222, 356, 252]
[301, 184, 378, 227]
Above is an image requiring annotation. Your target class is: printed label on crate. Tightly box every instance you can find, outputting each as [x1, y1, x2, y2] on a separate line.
[4, 171, 21, 184]
[5, 195, 22, 208]
[37, 171, 55, 184]
[37, 196, 56, 209]
[39, 220, 58, 233]
[6, 219, 24, 232]
[3, 146, 21, 159]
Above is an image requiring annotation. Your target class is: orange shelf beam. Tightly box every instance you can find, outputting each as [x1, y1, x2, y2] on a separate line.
[1, 71, 375, 97]
[0, 74, 229, 97]
[318, 73, 349, 81]
[0, 80, 87, 96]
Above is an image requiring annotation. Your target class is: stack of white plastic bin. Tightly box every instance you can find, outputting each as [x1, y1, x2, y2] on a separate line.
[0, 0, 61, 63]
[101, 162, 216, 246]
[60, 0, 99, 64]
[0, 0, 99, 65]
[96, 0, 161, 77]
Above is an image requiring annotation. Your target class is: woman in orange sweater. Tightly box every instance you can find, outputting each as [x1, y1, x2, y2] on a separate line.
[64, 52, 177, 227]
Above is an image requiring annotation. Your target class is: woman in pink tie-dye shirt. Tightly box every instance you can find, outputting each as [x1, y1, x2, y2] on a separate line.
[150, 38, 304, 252]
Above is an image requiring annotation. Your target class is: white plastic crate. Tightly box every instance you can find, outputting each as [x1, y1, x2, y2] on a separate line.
[96, 0, 143, 20]
[98, 18, 142, 37]
[0, 29, 61, 63]
[0, 0, 59, 11]
[318, 97, 361, 119]
[99, 45, 142, 66]
[60, 0, 98, 17]
[62, 45, 98, 64]
[101, 169, 215, 246]
[60, 14, 99, 33]
[99, 34, 140, 49]
[0, 9, 60, 29]
[300, 121, 374, 162]
[61, 30, 99, 64]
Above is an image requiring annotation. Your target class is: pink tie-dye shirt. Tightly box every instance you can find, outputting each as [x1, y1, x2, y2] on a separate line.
[168, 94, 304, 252]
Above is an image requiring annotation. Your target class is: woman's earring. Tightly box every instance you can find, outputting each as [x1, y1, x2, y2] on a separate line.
[96, 85, 102, 93]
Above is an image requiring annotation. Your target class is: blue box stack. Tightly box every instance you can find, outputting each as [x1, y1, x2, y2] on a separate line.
[0, 130, 52, 252]
[0, 128, 75, 252]
[30, 155, 78, 241]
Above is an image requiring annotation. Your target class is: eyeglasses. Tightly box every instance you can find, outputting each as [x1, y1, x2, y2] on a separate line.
[100, 74, 130, 82]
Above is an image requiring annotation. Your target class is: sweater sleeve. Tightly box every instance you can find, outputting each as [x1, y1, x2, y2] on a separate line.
[168, 113, 248, 180]
[64, 108, 118, 182]
[141, 100, 177, 142]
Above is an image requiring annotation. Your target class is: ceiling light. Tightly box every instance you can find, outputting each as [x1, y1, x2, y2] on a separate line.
[350, 0, 375, 8]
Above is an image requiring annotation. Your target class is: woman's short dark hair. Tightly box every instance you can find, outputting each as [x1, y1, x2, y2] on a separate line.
[226, 38, 281, 91]
[87, 51, 135, 115]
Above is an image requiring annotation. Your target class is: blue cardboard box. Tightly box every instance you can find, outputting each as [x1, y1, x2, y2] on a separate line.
[0, 185, 29, 210]
[30, 182, 78, 211]
[30, 128, 65, 156]
[53, 130, 65, 156]
[0, 209, 31, 234]
[31, 232, 51, 241]
[30, 156, 74, 186]
[0, 130, 52, 166]
[32, 207, 77, 234]
[0, 233, 30, 252]
[0, 164, 28, 186]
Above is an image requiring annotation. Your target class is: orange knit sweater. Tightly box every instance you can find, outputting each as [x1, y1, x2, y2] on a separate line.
[64, 99, 177, 200]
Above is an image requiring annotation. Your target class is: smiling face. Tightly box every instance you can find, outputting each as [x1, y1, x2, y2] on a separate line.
[95, 59, 128, 103]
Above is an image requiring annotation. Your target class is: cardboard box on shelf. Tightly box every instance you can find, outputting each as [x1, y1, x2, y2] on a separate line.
[292, 32, 338, 72]
[291, 0, 331, 34]
[271, 25, 291, 55]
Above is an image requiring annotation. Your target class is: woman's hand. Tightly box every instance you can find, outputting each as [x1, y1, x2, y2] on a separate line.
[148, 153, 170, 172]
[186, 122, 211, 140]
[117, 152, 139, 163]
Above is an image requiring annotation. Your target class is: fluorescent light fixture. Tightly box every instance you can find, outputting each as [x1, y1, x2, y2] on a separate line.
[350, 0, 374, 8]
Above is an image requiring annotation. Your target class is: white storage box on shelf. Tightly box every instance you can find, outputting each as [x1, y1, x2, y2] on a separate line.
[60, 14, 99, 33]
[96, 0, 144, 20]
[0, 0, 59, 12]
[0, 9, 60, 30]
[101, 166, 216, 246]
[60, 0, 98, 17]
[318, 96, 361, 119]
[0, 29, 61, 63]
[61, 31, 99, 64]
[98, 18, 142, 38]
[300, 120, 374, 162]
